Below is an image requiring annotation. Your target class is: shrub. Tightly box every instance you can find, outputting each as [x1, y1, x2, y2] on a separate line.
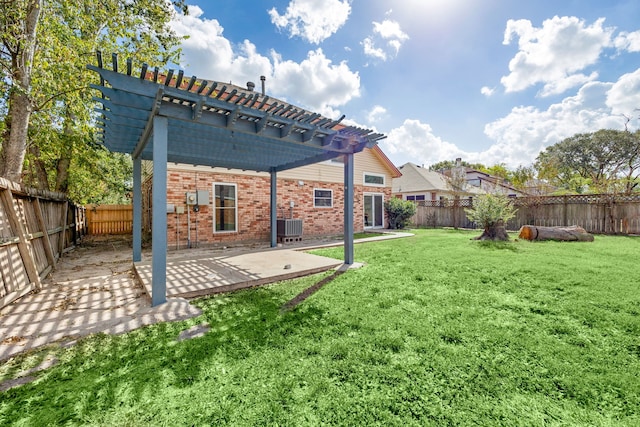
[465, 193, 516, 229]
[384, 198, 416, 229]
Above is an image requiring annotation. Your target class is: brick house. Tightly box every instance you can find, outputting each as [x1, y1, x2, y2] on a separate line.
[143, 145, 401, 248]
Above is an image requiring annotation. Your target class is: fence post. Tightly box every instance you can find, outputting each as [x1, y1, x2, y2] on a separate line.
[33, 197, 56, 268]
[0, 188, 42, 290]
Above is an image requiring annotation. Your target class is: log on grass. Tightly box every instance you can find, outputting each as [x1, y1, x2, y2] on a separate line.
[518, 225, 594, 242]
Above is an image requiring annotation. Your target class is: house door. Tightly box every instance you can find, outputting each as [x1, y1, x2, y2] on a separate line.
[364, 193, 384, 228]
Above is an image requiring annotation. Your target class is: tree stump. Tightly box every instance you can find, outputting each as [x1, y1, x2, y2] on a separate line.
[518, 225, 594, 242]
[473, 219, 510, 241]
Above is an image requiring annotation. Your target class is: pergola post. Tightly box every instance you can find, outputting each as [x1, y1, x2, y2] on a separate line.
[151, 116, 168, 306]
[270, 169, 277, 248]
[132, 156, 142, 262]
[344, 153, 354, 265]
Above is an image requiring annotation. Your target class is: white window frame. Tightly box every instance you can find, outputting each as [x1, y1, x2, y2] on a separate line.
[363, 172, 386, 187]
[212, 182, 238, 233]
[313, 188, 333, 208]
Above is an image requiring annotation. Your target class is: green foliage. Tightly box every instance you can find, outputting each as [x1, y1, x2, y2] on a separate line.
[1, 230, 639, 425]
[1, 0, 188, 202]
[465, 193, 516, 228]
[535, 129, 640, 194]
[429, 159, 486, 172]
[383, 197, 416, 229]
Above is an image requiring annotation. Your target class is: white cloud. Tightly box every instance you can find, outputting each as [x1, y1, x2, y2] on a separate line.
[268, 0, 351, 44]
[271, 48, 360, 113]
[606, 68, 640, 115]
[380, 119, 468, 167]
[501, 16, 614, 96]
[362, 19, 409, 61]
[382, 74, 639, 169]
[615, 30, 640, 53]
[481, 86, 495, 97]
[484, 80, 628, 167]
[169, 8, 360, 117]
[366, 105, 387, 124]
[362, 37, 387, 61]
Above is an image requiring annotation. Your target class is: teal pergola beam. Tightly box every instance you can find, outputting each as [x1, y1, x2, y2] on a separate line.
[151, 116, 168, 306]
[270, 169, 277, 248]
[344, 153, 355, 265]
[133, 157, 142, 262]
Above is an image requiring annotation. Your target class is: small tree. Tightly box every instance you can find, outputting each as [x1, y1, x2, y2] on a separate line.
[464, 193, 516, 240]
[384, 198, 416, 229]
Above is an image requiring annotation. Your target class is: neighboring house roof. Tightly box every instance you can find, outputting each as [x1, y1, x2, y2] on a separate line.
[392, 162, 483, 195]
[463, 168, 523, 196]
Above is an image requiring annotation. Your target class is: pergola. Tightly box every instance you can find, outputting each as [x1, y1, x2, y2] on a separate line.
[89, 52, 385, 306]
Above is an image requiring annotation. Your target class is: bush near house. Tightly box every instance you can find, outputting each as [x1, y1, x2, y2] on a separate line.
[384, 197, 416, 229]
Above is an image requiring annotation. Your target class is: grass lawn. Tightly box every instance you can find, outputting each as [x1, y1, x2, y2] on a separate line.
[1, 229, 639, 426]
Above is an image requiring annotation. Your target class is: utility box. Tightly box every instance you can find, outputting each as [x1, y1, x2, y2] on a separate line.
[185, 190, 209, 206]
[277, 219, 303, 237]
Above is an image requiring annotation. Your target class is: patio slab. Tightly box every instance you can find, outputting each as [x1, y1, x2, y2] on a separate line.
[134, 249, 344, 299]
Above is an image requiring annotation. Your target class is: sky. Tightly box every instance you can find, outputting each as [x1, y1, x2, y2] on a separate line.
[166, 0, 640, 170]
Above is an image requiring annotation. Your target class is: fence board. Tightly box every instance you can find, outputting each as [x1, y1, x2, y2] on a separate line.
[0, 177, 85, 309]
[412, 193, 640, 235]
[86, 204, 133, 235]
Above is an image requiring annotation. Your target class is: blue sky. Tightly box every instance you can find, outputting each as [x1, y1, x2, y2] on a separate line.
[168, 0, 640, 169]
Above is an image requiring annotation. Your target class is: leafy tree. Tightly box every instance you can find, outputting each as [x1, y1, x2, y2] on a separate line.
[535, 129, 640, 195]
[0, 0, 42, 182]
[511, 165, 535, 190]
[384, 198, 416, 229]
[446, 163, 468, 229]
[465, 193, 516, 241]
[429, 159, 486, 172]
[482, 163, 513, 183]
[1, 0, 188, 203]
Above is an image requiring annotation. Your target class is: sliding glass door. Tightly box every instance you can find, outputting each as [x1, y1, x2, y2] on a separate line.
[364, 193, 384, 228]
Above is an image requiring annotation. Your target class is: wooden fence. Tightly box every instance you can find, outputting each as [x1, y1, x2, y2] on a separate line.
[85, 204, 132, 235]
[411, 194, 640, 235]
[0, 177, 85, 309]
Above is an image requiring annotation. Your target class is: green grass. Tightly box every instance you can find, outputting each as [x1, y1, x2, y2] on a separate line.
[1, 229, 639, 426]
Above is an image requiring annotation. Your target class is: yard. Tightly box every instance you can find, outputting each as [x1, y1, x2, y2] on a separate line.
[1, 229, 639, 426]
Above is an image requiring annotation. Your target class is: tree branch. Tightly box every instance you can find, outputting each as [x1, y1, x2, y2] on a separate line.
[33, 86, 86, 112]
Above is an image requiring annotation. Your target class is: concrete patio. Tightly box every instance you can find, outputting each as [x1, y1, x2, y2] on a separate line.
[0, 231, 411, 362]
[134, 248, 344, 299]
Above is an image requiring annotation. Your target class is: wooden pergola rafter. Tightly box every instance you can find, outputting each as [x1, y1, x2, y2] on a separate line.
[89, 52, 385, 306]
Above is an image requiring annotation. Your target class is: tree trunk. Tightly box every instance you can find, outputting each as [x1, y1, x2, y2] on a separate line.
[27, 143, 50, 189]
[473, 219, 510, 241]
[518, 225, 594, 242]
[0, 0, 42, 182]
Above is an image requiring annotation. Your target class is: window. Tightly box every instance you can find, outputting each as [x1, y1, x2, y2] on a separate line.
[213, 183, 237, 232]
[314, 189, 333, 207]
[363, 172, 385, 186]
[406, 195, 425, 202]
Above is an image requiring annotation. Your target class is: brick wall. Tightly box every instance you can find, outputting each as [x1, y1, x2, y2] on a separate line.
[145, 170, 391, 248]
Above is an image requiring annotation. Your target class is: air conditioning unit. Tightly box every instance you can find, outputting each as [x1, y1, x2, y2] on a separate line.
[277, 219, 303, 237]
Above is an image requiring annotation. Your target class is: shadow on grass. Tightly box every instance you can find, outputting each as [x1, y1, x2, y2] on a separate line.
[0, 283, 330, 425]
[474, 240, 519, 251]
[280, 270, 346, 313]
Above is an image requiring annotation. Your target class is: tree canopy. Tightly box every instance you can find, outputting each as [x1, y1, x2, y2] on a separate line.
[0, 0, 188, 203]
[535, 129, 640, 195]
